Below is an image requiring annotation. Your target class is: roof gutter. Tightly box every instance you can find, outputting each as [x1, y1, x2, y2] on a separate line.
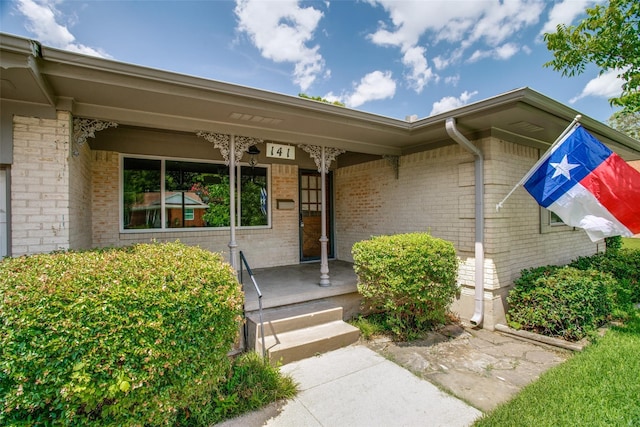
[445, 117, 484, 326]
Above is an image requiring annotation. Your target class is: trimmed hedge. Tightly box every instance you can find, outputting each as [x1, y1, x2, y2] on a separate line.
[507, 266, 615, 341]
[569, 248, 640, 305]
[352, 233, 459, 339]
[0, 242, 243, 426]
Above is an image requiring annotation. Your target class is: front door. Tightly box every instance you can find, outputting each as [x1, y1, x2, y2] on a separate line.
[299, 170, 333, 261]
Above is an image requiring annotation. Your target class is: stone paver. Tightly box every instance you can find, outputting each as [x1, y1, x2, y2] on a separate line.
[364, 324, 573, 413]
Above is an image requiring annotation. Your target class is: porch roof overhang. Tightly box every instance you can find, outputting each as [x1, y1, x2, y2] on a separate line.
[2, 33, 640, 160]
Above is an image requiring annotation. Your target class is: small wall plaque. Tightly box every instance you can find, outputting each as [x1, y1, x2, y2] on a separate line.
[267, 143, 295, 160]
[277, 199, 295, 210]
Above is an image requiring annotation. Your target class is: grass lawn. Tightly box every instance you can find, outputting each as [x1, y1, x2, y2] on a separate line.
[473, 310, 640, 426]
[623, 237, 640, 250]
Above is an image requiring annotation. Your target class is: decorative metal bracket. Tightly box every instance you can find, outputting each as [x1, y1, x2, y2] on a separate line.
[383, 155, 400, 179]
[197, 131, 263, 165]
[298, 144, 345, 173]
[72, 118, 117, 157]
[234, 136, 264, 162]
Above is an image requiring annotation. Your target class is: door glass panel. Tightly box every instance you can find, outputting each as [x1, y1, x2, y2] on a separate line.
[300, 171, 332, 260]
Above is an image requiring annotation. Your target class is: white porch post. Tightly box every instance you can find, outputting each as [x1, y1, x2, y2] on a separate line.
[195, 132, 263, 271]
[228, 135, 238, 269]
[299, 144, 345, 287]
[319, 146, 330, 286]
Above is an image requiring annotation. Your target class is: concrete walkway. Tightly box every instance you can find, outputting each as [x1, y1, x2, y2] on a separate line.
[218, 325, 573, 426]
[218, 345, 482, 427]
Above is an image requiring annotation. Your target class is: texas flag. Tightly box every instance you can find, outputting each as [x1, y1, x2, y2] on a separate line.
[524, 124, 640, 242]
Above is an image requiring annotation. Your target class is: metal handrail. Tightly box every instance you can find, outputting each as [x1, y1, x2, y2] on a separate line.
[239, 251, 266, 360]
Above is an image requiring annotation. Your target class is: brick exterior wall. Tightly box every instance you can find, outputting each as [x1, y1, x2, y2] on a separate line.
[90, 151, 300, 268]
[91, 150, 120, 246]
[246, 163, 300, 266]
[335, 137, 599, 329]
[69, 120, 93, 250]
[335, 145, 476, 260]
[9, 111, 601, 328]
[480, 136, 598, 328]
[10, 112, 72, 255]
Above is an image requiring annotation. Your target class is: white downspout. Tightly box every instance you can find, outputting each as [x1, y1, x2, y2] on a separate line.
[445, 118, 484, 326]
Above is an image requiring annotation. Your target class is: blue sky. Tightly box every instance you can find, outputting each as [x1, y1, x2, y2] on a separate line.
[0, 0, 624, 123]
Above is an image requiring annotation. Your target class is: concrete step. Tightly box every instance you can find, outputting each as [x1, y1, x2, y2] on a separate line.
[263, 320, 360, 365]
[246, 300, 341, 348]
[246, 301, 360, 365]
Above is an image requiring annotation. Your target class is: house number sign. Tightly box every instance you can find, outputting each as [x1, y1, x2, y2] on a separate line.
[266, 143, 295, 160]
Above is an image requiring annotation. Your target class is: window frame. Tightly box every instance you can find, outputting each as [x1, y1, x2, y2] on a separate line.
[119, 154, 271, 233]
[540, 207, 575, 234]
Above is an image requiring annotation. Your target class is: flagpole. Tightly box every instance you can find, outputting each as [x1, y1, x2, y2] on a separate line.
[496, 114, 582, 211]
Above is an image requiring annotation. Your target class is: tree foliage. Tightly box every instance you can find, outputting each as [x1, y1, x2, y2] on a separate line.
[543, 0, 640, 112]
[298, 93, 345, 107]
[608, 110, 640, 139]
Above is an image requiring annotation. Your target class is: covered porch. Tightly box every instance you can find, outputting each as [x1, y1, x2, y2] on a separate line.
[240, 260, 360, 315]
[238, 260, 362, 363]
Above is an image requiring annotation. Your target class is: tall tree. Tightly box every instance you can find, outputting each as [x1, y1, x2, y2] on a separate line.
[608, 110, 640, 140]
[543, 0, 639, 113]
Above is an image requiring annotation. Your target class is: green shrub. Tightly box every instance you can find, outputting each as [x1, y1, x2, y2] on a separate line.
[507, 266, 615, 341]
[604, 235, 622, 252]
[0, 242, 243, 426]
[352, 233, 459, 340]
[349, 314, 389, 340]
[569, 248, 640, 304]
[174, 352, 297, 426]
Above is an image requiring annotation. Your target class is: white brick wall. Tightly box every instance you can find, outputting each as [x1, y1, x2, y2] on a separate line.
[69, 116, 93, 250]
[335, 137, 599, 328]
[91, 150, 120, 246]
[335, 145, 475, 261]
[480, 136, 598, 327]
[90, 153, 301, 268]
[11, 113, 72, 255]
[10, 112, 601, 328]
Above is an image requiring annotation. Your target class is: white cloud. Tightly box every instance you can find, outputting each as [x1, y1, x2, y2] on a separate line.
[366, 1, 545, 91]
[468, 42, 520, 63]
[494, 43, 520, 60]
[539, 0, 596, 38]
[430, 90, 478, 116]
[467, 0, 542, 46]
[16, 0, 109, 57]
[433, 54, 456, 71]
[401, 46, 436, 92]
[327, 71, 396, 108]
[234, 0, 326, 92]
[346, 70, 397, 108]
[467, 50, 489, 63]
[444, 74, 460, 87]
[569, 69, 624, 104]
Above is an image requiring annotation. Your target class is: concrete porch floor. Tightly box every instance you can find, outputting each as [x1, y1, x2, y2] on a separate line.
[240, 260, 359, 312]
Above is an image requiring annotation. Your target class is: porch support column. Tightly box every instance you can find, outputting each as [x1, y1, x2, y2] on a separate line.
[228, 135, 238, 269]
[299, 144, 345, 287]
[196, 131, 263, 270]
[319, 147, 329, 286]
